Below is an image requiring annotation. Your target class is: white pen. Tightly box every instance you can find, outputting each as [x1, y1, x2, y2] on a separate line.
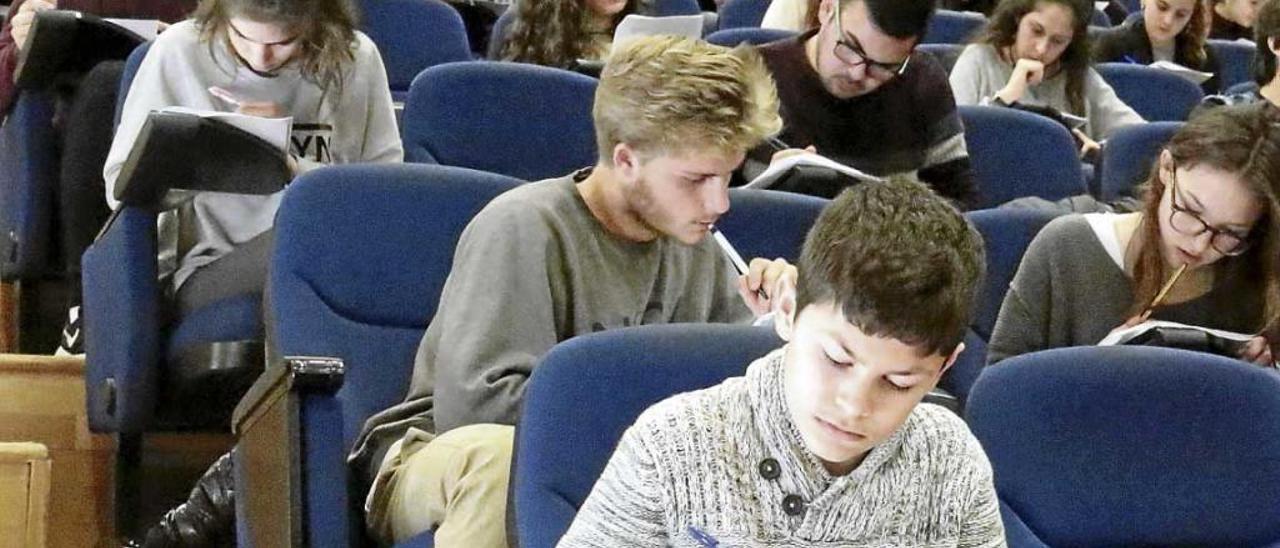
[208, 86, 242, 107]
[710, 225, 768, 300]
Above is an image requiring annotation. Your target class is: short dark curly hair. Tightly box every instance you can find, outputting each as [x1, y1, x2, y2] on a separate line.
[796, 177, 986, 356]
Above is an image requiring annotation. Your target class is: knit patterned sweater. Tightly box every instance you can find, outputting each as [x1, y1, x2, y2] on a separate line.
[557, 350, 1006, 547]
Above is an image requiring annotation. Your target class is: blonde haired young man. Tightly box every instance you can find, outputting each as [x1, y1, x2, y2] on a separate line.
[351, 35, 788, 547]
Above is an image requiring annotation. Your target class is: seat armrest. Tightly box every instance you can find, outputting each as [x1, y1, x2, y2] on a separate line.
[233, 357, 344, 548]
[83, 206, 160, 433]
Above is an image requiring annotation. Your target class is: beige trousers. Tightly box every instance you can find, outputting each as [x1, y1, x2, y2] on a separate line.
[366, 423, 515, 547]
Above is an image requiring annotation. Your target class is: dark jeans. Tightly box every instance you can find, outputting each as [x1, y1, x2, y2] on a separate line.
[58, 60, 124, 310]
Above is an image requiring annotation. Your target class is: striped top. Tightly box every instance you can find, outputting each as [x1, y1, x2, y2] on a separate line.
[558, 350, 1006, 547]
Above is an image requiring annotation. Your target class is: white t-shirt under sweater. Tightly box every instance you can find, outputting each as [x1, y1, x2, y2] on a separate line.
[102, 19, 403, 290]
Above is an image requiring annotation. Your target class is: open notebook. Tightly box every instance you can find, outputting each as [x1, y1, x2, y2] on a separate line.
[1098, 320, 1252, 356]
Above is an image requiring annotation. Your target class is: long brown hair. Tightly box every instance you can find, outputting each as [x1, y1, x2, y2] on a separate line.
[1127, 104, 1280, 339]
[501, 0, 652, 68]
[1168, 0, 1209, 67]
[981, 0, 1092, 115]
[194, 0, 359, 95]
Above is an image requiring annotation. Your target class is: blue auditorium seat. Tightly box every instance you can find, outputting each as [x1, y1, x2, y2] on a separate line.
[85, 40, 273, 536]
[704, 27, 795, 47]
[968, 346, 1280, 547]
[0, 91, 59, 282]
[1206, 39, 1257, 91]
[233, 163, 522, 547]
[958, 105, 1087, 209]
[402, 61, 598, 181]
[512, 324, 784, 548]
[357, 0, 472, 102]
[917, 42, 964, 73]
[653, 0, 701, 16]
[1096, 62, 1205, 121]
[943, 208, 1056, 403]
[1097, 121, 1181, 201]
[717, 188, 826, 263]
[717, 0, 770, 29]
[922, 9, 986, 44]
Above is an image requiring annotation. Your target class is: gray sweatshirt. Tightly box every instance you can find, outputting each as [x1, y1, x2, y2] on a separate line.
[349, 172, 753, 478]
[948, 43, 1145, 139]
[988, 214, 1262, 364]
[558, 350, 1006, 547]
[102, 19, 403, 290]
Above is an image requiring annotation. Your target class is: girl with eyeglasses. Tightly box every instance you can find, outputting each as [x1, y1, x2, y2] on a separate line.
[949, 0, 1144, 156]
[988, 103, 1280, 367]
[1092, 0, 1221, 94]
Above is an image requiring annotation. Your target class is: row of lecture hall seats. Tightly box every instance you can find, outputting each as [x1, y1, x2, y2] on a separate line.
[222, 163, 1280, 548]
[1, 0, 1276, 545]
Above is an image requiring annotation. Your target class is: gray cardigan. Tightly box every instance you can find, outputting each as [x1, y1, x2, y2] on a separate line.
[988, 214, 1262, 364]
[948, 43, 1145, 139]
[558, 350, 1006, 547]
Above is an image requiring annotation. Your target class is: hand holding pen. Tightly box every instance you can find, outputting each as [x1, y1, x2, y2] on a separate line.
[710, 226, 796, 318]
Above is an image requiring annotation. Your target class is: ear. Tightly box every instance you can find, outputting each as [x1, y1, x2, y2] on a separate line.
[1270, 36, 1280, 57]
[936, 341, 964, 379]
[773, 291, 800, 342]
[818, 0, 837, 26]
[613, 143, 641, 181]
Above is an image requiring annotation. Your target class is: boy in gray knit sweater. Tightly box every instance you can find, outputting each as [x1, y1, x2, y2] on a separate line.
[560, 179, 1005, 547]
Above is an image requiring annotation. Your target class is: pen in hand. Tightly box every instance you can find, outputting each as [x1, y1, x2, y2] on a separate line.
[208, 86, 243, 107]
[711, 225, 768, 301]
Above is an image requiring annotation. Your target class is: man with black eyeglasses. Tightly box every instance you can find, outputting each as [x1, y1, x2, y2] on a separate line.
[745, 0, 979, 209]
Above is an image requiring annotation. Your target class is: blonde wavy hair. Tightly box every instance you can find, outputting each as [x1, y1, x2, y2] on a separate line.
[195, 0, 358, 96]
[594, 35, 783, 164]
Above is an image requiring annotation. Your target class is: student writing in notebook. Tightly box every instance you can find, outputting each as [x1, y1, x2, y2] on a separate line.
[559, 178, 1003, 547]
[747, 0, 980, 209]
[0, 0, 197, 355]
[495, 0, 654, 67]
[1092, 0, 1222, 94]
[949, 0, 1145, 157]
[354, 36, 793, 547]
[987, 103, 1280, 366]
[102, 0, 402, 320]
[1201, 0, 1280, 110]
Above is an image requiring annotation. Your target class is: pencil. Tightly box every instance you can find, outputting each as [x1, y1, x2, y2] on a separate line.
[1145, 263, 1189, 315]
[710, 226, 768, 300]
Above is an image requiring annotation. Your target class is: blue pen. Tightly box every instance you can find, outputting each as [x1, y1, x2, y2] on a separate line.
[687, 525, 720, 547]
[1122, 54, 1140, 64]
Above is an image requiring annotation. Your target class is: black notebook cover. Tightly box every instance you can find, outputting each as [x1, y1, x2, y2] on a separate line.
[14, 10, 147, 89]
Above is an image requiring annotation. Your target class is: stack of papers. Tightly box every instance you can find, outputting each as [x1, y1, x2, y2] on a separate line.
[1149, 61, 1214, 85]
[1097, 320, 1251, 346]
[745, 152, 881, 189]
[159, 106, 293, 152]
[104, 18, 162, 41]
[611, 14, 704, 55]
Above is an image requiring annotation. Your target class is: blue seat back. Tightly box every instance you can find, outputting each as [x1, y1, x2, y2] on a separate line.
[968, 346, 1280, 547]
[487, 8, 516, 60]
[922, 9, 986, 44]
[1096, 62, 1204, 121]
[357, 0, 472, 94]
[1225, 80, 1260, 96]
[115, 42, 152, 128]
[964, 208, 1057, 341]
[958, 105, 1086, 209]
[0, 91, 59, 280]
[717, 188, 826, 263]
[704, 27, 795, 46]
[512, 324, 784, 548]
[942, 208, 1054, 405]
[653, 0, 701, 16]
[1207, 38, 1256, 90]
[269, 163, 522, 546]
[1089, 6, 1111, 27]
[1098, 121, 1181, 201]
[402, 61, 598, 181]
[717, 0, 770, 29]
[917, 43, 964, 73]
